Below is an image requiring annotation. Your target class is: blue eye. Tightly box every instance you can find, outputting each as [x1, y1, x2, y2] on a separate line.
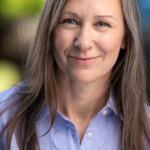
[64, 19, 77, 24]
[96, 22, 108, 27]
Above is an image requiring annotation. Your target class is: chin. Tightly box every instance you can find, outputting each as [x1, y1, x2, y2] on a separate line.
[68, 70, 100, 84]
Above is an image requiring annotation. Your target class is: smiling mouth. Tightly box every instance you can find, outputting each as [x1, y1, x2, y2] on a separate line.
[69, 56, 99, 65]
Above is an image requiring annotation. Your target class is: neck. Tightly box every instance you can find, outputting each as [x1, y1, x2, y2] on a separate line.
[57, 72, 110, 122]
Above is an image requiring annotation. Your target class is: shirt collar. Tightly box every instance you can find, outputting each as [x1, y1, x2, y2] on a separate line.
[106, 90, 124, 121]
[36, 90, 124, 124]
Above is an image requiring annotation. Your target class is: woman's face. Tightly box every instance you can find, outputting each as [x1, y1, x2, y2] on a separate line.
[53, 0, 126, 84]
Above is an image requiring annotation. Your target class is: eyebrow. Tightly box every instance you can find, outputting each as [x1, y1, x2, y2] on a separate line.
[94, 15, 116, 21]
[61, 11, 116, 20]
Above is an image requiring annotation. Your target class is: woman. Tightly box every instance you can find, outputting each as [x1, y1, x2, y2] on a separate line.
[0, 0, 150, 149]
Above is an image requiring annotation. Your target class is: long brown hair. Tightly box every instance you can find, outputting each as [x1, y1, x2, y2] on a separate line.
[0, 0, 150, 149]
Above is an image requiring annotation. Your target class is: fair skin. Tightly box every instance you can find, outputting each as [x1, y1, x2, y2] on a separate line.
[53, 0, 126, 143]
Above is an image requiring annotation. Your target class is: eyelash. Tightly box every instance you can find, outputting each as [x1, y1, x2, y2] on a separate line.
[62, 19, 78, 25]
[62, 19, 109, 27]
[96, 22, 108, 27]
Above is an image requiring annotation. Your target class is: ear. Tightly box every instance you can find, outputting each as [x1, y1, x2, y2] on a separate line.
[121, 37, 127, 49]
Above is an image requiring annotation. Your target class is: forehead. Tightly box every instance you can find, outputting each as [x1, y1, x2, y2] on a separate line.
[62, 0, 123, 16]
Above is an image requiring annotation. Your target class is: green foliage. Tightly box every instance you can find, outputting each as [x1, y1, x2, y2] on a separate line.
[0, 0, 44, 20]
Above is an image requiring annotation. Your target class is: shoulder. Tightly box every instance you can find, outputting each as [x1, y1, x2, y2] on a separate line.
[0, 87, 20, 109]
[0, 88, 17, 103]
[0, 81, 27, 104]
[0, 88, 21, 150]
[0, 86, 22, 125]
[0, 82, 25, 107]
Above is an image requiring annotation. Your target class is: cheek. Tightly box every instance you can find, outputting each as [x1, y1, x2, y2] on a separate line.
[94, 32, 124, 72]
[54, 27, 75, 53]
[96, 32, 124, 56]
[53, 28, 74, 72]
[53, 30, 64, 65]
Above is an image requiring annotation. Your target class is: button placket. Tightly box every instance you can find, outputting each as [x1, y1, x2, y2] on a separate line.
[102, 110, 107, 116]
[87, 132, 92, 138]
[67, 128, 75, 137]
[81, 114, 106, 149]
[71, 130, 74, 136]
[66, 122, 80, 150]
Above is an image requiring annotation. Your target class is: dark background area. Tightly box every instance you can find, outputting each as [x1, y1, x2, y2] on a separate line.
[0, 0, 150, 99]
[138, 0, 150, 99]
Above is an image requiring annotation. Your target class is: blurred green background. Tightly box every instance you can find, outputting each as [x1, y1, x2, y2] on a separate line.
[0, 0, 44, 20]
[0, 0, 150, 97]
[0, 0, 44, 92]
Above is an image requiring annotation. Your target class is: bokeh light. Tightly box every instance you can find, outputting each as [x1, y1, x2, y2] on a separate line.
[0, 59, 22, 92]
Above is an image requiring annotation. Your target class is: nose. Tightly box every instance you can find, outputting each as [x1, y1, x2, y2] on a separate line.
[74, 26, 94, 51]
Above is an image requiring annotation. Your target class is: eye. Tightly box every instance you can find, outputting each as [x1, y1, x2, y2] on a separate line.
[96, 22, 108, 27]
[63, 19, 77, 25]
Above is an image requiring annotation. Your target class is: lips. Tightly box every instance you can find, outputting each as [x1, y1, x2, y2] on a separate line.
[69, 56, 99, 65]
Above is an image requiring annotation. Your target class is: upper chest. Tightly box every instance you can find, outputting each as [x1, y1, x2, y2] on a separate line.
[36, 108, 122, 150]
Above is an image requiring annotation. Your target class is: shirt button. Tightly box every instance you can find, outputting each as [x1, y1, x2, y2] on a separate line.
[87, 132, 92, 138]
[102, 110, 107, 116]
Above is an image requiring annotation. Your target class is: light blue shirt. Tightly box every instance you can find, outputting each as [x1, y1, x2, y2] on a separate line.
[0, 87, 149, 150]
